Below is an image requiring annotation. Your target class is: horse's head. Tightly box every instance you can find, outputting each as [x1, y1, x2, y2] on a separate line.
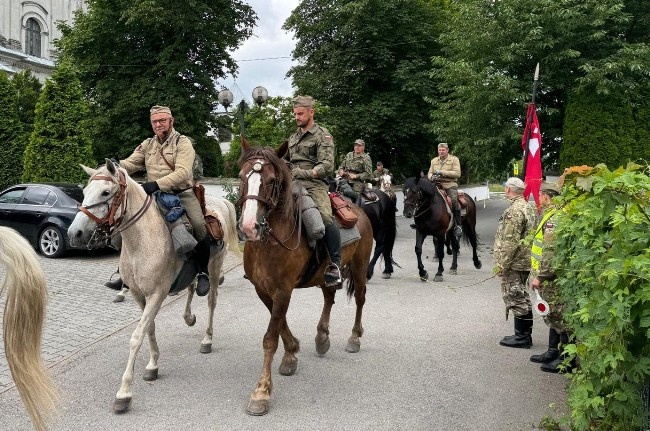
[68, 159, 133, 247]
[237, 137, 293, 241]
[402, 176, 421, 218]
[379, 174, 392, 192]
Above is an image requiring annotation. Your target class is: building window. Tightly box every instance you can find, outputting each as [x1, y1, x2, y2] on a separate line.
[25, 18, 41, 57]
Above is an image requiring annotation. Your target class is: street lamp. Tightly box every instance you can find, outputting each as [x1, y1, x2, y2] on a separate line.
[217, 86, 269, 136]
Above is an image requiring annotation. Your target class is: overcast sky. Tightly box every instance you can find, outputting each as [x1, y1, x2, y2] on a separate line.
[217, 0, 300, 107]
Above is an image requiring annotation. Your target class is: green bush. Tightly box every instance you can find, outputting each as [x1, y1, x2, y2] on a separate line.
[23, 63, 95, 184]
[0, 72, 25, 189]
[554, 164, 650, 430]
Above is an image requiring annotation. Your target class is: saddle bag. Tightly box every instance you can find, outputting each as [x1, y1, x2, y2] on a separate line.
[329, 192, 358, 229]
[205, 214, 224, 241]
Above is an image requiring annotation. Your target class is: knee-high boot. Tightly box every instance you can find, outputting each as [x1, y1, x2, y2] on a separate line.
[541, 331, 574, 373]
[500, 310, 533, 348]
[530, 328, 560, 363]
[453, 206, 463, 238]
[323, 222, 342, 288]
[194, 236, 211, 296]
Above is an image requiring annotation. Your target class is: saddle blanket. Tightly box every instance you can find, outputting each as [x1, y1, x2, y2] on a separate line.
[341, 225, 361, 247]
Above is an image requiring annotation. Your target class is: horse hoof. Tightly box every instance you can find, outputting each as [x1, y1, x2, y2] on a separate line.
[434, 275, 444, 282]
[185, 315, 196, 327]
[200, 343, 212, 354]
[113, 294, 125, 303]
[475, 261, 483, 269]
[345, 339, 361, 353]
[143, 368, 158, 381]
[113, 397, 132, 414]
[381, 272, 391, 279]
[449, 269, 458, 275]
[279, 358, 298, 376]
[246, 399, 269, 416]
[419, 272, 428, 281]
[315, 337, 330, 356]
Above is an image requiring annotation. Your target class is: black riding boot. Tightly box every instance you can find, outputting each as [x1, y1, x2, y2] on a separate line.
[541, 331, 574, 373]
[323, 222, 342, 288]
[453, 207, 463, 238]
[530, 328, 560, 363]
[194, 236, 211, 297]
[500, 310, 533, 348]
[105, 268, 124, 291]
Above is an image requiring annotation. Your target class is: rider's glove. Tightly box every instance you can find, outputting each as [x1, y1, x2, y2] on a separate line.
[291, 167, 312, 180]
[142, 181, 160, 195]
[435, 170, 442, 175]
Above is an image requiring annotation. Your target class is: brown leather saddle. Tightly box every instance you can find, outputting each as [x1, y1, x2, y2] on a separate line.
[437, 185, 469, 210]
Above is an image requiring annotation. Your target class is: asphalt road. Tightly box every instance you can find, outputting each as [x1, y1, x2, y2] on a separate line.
[0, 192, 568, 431]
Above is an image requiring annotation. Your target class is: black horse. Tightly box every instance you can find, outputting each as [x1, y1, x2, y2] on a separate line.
[402, 176, 481, 281]
[330, 180, 397, 279]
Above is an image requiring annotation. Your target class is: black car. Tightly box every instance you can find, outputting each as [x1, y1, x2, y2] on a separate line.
[0, 183, 109, 258]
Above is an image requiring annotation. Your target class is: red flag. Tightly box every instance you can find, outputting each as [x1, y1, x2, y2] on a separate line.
[522, 103, 543, 210]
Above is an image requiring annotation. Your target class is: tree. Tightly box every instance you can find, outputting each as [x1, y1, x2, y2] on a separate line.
[23, 63, 95, 183]
[284, 0, 447, 178]
[0, 71, 24, 189]
[432, 0, 650, 181]
[11, 69, 42, 138]
[56, 0, 257, 175]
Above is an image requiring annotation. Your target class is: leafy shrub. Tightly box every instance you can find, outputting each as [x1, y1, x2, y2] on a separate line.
[0, 72, 24, 189]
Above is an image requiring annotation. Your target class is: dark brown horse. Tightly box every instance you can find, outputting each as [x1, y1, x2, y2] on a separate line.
[237, 139, 373, 416]
[403, 176, 482, 281]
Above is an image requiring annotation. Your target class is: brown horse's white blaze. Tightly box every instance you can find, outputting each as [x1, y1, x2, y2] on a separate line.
[239, 169, 263, 240]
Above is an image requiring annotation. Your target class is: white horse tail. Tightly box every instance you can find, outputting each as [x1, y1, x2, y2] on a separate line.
[0, 227, 57, 431]
[205, 195, 241, 257]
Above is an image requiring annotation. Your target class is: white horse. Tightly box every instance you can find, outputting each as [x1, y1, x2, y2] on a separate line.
[67, 160, 239, 413]
[0, 226, 57, 431]
[379, 173, 393, 194]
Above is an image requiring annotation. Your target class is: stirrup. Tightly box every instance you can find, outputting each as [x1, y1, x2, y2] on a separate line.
[454, 225, 463, 237]
[324, 263, 342, 288]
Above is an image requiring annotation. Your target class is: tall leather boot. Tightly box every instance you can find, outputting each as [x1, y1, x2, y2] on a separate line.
[323, 222, 342, 288]
[541, 331, 573, 373]
[105, 268, 124, 291]
[453, 206, 463, 238]
[499, 310, 533, 348]
[193, 236, 211, 297]
[530, 328, 560, 363]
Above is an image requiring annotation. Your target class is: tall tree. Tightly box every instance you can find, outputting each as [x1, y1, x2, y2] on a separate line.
[11, 69, 42, 138]
[432, 0, 650, 181]
[23, 63, 95, 183]
[284, 0, 447, 177]
[56, 0, 257, 176]
[0, 71, 24, 189]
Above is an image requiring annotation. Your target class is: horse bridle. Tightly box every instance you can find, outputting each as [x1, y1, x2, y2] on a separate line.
[404, 186, 431, 219]
[78, 169, 153, 238]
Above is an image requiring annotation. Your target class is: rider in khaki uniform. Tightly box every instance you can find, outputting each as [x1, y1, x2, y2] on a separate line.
[286, 96, 342, 287]
[493, 177, 538, 348]
[338, 139, 373, 198]
[118, 105, 212, 296]
[427, 143, 463, 238]
[529, 182, 571, 373]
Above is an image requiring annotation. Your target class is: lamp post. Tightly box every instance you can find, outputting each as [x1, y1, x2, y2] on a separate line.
[217, 86, 269, 137]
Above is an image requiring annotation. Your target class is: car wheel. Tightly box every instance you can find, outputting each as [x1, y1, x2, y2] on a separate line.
[39, 225, 66, 258]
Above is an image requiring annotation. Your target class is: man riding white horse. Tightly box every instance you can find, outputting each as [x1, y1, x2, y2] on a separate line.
[106, 105, 212, 296]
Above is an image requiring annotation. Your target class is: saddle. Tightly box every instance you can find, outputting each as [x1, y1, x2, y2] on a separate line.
[437, 185, 469, 210]
[361, 187, 379, 202]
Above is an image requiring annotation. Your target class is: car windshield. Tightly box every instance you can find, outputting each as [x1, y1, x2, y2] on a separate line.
[59, 186, 85, 204]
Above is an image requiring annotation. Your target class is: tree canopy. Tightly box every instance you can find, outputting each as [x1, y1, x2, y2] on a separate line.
[0, 72, 24, 190]
[56, 0, 257, 176]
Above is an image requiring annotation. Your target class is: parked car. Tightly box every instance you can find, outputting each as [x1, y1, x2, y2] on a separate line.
[0, 183, 109, 258]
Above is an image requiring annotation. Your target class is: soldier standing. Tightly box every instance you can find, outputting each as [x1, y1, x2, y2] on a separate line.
[529, 182, 571, 372]
[338, 139, 373, 198]
[286, 96, 342, 287]
[427, 143, 463, 238]
[493, 177, 538, 348]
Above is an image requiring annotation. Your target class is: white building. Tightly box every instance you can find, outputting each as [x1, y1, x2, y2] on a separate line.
[0, 0, 85, 81]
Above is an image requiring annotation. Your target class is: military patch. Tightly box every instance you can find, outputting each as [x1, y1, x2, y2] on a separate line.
[324, 134, 332, 141]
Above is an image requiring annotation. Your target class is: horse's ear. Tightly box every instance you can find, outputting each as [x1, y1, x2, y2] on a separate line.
[81, 164, 97, 177]
[420, 171, 426, 178]
[105, 158, 118, 176]
[241, 135, 250, 153]
[276, 140, 289, 158]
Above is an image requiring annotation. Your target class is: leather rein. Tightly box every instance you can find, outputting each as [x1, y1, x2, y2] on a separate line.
[78, 170, 153, 238]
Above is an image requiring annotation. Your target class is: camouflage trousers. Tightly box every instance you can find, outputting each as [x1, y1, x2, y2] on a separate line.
[500, 269, 531, 319]
[445, 187, 459, 210]
[538, 280, 568, 333]
[299, 179, 333, 226]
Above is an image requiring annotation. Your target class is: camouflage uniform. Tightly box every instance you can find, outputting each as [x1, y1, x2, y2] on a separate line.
[339, 151, 372, 196]
[120, 128, 206, 240]
[287, 123, 335, 225]
[493, 195, 538, 318]
[371, 168, 391, 186]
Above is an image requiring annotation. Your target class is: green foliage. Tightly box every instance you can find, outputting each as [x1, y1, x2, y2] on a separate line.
[56, 0, 256, 163]
[284, 0, 447, 178]
[11, 69, 42, 138]
[432, 0, 650, 181]
[554, 164, 650, 430]
[634, 86, 650, 165]
[23, 63, 95, 183]
[195, 135, 222, 177]
[560, 90, 636, 169]
[0, 72, 24, 189]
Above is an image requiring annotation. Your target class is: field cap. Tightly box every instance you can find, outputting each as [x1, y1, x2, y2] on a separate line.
[438, 143, 449, 149]
[293, 95, 315, 108]
[541, 182, 561, 195]
[150, 105, 172, 116]
[505, 177, 525, 192]
[354, 139, 365, 146]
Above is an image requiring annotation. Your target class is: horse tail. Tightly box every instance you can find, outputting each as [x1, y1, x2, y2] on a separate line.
[461, 195, 480, 246]
[0, 227, 57, 431]
[221, 198, 241, 256]
[383, 197, 397, 260]
[346, 274, 356, 300]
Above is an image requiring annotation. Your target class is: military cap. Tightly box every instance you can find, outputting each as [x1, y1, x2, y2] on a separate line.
[505, 177, 525, 192]
[150, 105, 172, 116]
[438, 142, 449, 149]
[354, 139, 365, 146]
[540, 182, 561, 195]
[293, 95, 315, 108]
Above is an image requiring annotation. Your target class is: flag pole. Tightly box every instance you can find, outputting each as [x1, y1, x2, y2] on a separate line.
[521, 63, 540, 180]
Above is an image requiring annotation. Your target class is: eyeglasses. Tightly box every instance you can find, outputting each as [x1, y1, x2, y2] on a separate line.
[151, 118, 171, 125]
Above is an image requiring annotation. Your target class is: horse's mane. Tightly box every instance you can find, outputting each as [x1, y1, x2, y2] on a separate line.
[238, 145, 295, 221]
[417, 177, 439, 197]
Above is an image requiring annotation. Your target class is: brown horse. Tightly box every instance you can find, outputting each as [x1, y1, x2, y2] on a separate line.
[0, 226, 57, 431]
[237, 139, 373, 416]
